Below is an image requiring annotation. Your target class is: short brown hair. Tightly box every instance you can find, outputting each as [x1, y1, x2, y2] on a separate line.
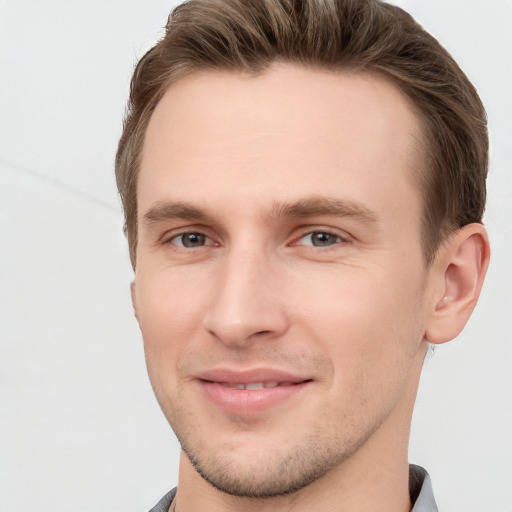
[116, 0, 488, 268]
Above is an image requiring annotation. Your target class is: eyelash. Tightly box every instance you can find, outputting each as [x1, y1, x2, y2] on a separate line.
[163, 227, 349, 251]
[292, 230, 347, 248]
[164, 231, 216, 248]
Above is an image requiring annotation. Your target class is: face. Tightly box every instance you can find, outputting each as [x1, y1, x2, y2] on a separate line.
[133, 65, 433, 497]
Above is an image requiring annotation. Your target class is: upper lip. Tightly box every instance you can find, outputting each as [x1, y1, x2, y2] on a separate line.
[195, 368, 311, 385]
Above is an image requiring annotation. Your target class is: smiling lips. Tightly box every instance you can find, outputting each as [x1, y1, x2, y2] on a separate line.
[196, 369, 312, 415]
[218, 380, 298, 390]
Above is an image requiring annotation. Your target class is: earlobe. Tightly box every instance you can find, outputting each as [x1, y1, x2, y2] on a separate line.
[425, 223, 490, 345]
[130, 281, 141, 326]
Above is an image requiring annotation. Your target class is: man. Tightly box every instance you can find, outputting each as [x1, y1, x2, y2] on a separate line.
[115, 0, 490, 510]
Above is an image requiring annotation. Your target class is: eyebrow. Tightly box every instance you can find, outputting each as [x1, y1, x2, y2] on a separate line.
[142, 196, 379, 226]
[269, 197, 380, 224]
[143, 201, 213, 224]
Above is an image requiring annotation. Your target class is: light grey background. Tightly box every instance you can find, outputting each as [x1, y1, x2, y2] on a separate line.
[0, 1, 510, 511]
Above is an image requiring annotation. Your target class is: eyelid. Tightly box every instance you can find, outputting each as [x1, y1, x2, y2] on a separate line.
[159, 225, 218, 246]
[157, 224, 351, 249]
[290, 226, 351, 246]
[171, 233, 213, 247]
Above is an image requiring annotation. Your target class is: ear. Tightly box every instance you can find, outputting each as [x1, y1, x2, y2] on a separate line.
[130, 281, 141, 326]
[425, 223, 490, 345]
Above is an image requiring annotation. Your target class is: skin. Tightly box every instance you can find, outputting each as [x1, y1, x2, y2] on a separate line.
[132, 65, 489, 512]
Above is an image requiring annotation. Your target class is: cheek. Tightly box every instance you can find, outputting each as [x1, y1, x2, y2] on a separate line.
[135, 274, 203, 379]
[137, 265, 203, 329]
[294, 263, 426, 381]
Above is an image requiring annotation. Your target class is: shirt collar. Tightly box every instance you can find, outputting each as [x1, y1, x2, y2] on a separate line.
[410, 464, 438, 512]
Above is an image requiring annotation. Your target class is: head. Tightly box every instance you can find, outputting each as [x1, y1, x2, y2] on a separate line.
[116, 0, 490, 503]
[116, 0, 488, 269]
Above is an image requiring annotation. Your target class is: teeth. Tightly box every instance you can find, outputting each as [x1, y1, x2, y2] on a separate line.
[228, 383, 246, 389]
[222, 381, 289, 390]
[245, 383, 264, 390]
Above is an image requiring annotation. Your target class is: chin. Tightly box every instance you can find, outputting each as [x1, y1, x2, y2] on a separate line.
[175, 423, 365, 499]
[184, 445, 333, 497]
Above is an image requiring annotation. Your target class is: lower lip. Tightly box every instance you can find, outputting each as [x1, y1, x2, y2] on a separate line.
[198, 380, 310, 415]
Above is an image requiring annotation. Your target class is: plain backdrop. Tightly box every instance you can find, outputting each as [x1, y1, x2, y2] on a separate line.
[0, 1, 511, 511]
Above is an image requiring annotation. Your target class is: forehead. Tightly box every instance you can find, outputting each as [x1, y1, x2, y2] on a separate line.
[139, 64, 422, 222]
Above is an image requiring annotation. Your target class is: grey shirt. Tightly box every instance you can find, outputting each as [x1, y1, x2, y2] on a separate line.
[148, 464, 438, 512]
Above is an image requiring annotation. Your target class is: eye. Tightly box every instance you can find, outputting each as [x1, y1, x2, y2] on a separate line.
[295, 231, 343, 247]
[169, 232, 212, 248]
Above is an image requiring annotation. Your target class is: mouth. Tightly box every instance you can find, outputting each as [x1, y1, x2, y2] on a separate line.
[195, 368, 313, 415]
[210, 380, 305, 390]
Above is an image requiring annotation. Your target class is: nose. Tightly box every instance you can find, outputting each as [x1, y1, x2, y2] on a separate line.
[202, 248, 290, 347]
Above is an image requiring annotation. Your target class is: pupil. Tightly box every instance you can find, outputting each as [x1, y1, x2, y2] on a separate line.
[183, 233, 205, 247]
[312, 232, 336, 246]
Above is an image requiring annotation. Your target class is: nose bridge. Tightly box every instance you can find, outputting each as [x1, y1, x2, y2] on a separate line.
[203, 242, 288, 346]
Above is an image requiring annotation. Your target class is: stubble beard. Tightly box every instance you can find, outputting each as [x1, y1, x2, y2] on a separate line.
[170, 407, 377, 499]
[150, 346, 419, 499]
